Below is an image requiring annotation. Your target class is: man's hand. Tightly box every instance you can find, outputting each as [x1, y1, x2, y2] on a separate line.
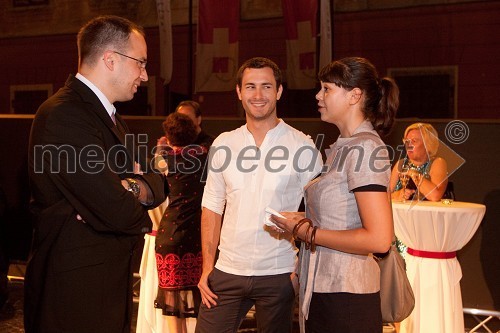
[290, 272, 299, 295]
[198, 269, 218, 308]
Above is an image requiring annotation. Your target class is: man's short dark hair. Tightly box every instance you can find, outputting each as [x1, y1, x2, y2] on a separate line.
[175, 100, 201, 118]
[77, 15, 144, 67]
[236, 57, 282, 89]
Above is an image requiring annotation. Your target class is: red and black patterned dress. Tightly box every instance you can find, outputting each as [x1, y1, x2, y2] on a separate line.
[154, 145, 208, 318]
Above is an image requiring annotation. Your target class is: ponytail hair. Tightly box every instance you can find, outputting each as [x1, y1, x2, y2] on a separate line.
[375, 77, 399, 137]
[318, 57, 399, 137]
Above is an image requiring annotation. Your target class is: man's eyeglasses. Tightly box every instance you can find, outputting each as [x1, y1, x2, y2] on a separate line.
[113, 51, 147, 70]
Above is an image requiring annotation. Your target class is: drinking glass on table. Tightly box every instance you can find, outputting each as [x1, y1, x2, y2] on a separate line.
[399, 166, 410, 202]
[412, 171, 423, 201]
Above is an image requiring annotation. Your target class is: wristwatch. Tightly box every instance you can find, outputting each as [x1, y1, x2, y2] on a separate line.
[125, 178, 140, 198]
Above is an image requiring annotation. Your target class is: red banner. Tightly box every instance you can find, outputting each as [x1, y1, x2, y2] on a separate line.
[195, 0, 239, 92]
[282, 0, 319, 89]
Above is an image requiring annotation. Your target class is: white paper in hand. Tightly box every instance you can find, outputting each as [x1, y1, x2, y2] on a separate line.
[264, 207, 285, 231]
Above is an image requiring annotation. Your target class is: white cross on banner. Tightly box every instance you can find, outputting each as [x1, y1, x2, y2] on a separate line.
[156, 0, 173, 85]
[282, 0, 323, 90]
[195, 0, 239, 92]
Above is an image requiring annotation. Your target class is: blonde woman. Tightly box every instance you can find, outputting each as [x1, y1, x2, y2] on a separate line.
[390, 123, 448, 202]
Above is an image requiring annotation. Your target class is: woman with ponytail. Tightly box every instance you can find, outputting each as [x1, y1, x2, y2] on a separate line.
[271, 57, 399, 332]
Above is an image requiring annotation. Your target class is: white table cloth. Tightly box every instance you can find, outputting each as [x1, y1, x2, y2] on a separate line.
[392, 200, 486, 333]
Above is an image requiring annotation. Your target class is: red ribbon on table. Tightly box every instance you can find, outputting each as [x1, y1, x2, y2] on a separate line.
[407, 247, 456, 259]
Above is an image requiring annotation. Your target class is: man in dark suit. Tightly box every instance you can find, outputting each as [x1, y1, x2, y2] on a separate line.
[25, 15, 166, 333]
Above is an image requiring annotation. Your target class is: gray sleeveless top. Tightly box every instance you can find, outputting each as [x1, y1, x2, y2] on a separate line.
[298, 121, 391, 322]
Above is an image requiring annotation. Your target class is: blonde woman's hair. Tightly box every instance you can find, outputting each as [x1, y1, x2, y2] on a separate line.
[404, 123, 440, 159]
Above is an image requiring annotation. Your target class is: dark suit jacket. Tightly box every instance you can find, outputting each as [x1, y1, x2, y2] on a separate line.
[25, 74, 166, 333]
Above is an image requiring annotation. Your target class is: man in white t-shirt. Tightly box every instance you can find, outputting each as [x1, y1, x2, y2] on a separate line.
[196, 57, 323, 333]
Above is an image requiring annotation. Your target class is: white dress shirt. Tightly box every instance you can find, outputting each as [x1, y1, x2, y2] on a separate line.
[75, 73, 116, 121]
[202, 120, 323, 276]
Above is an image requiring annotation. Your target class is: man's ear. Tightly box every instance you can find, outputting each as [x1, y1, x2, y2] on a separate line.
[236, 85, 242, 101]
[277, 85, 283, 101]
[103, 50, 115, 70]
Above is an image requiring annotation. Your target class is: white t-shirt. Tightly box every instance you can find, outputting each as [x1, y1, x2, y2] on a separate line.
[202, 119, 323, 276]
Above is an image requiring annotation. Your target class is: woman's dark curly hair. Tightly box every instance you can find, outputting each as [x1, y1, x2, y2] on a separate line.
[162, 113, 198, 147]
